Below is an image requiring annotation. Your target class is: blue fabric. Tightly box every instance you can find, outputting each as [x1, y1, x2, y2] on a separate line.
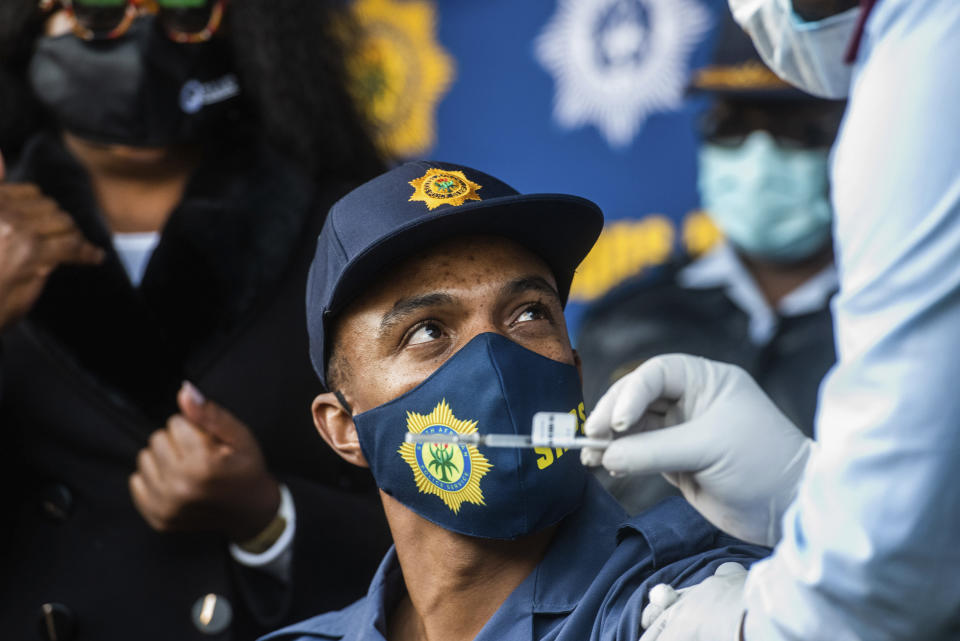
[422, 1, 731, 336]
[354, 333, 588, 540]
[260, 479, 769, 641]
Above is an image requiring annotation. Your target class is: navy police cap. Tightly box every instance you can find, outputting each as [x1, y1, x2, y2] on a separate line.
[306, 160, 604, 389]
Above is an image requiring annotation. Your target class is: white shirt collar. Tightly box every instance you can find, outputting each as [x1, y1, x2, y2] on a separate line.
[113, 231, 161, 288]
[678, 242, 837, 345]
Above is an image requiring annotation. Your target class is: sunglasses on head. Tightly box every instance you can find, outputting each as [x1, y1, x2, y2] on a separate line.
[38, 0, 228, 43]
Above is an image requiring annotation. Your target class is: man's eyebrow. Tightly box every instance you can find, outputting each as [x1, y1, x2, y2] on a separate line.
[501, 276, 561, 301]
[379, 292, 456, 334]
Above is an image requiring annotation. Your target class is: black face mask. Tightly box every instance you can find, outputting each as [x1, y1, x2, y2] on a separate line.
[28, 18, 241, 147]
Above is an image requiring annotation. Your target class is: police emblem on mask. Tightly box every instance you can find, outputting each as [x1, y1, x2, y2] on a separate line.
[398, 400, 492, 513]
[408, 168, 482, 211]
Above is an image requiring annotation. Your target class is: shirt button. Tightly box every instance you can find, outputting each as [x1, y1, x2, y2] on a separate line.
[191, 593, 232, 635]
[39, 483, 74, 521]
[37, 602, 75, 641]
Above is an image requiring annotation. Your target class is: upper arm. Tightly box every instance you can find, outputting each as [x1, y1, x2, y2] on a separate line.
[593, 537, 770, 640]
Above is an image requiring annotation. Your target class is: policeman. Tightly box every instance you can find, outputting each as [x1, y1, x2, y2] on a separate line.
[260, 161, 769, 641]
[582, 0, 960, 639]
[578, 12, 843, 514]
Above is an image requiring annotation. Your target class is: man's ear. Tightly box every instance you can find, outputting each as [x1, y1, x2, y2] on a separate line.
[312, 393, 369, 468]
[573, 349, 583, 384]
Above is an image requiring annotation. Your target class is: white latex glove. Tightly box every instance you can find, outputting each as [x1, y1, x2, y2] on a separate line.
[581, 354, 812, 546]
[639, 562, 748, 641]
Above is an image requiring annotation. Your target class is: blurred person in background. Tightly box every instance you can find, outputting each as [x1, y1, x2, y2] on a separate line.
[577, 13, 844, 515]
[0, 1, 391, 639]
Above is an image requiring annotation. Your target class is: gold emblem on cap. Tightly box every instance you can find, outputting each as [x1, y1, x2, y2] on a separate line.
[409, 168, 482, 211]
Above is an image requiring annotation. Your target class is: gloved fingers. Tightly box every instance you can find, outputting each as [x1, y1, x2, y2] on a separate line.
[713, 562, 747, 578]
[600, 355, 698, 435]
[640, 600, 664, 632]
[601, 420, 709, 475]
[662, 471, 681, 488]
[649, 582, 680, 607]
[638, 577, 746, 641]
[638, 606, 671, 641]
[634, 397, 674, 432]
[583, 373, 632, 439]
[641, 582, 686, 631]
[580, 447, 604, 467]
[583, 398, 671, 466]
[608, 359, 677, 433]
[585, 354, 700, 439]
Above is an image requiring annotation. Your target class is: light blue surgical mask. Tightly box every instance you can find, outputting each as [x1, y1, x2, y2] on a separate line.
[698, 131, 832, 262]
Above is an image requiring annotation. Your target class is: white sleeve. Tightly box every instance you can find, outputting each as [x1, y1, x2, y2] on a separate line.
[745, 1, 960, 639]
[229, 484, 296, 585]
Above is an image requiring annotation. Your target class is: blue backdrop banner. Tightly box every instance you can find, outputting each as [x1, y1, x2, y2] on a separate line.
[349, 0, 729, 337]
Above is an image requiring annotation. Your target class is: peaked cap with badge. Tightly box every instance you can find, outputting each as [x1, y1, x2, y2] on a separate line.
[306, 161, 604, 389]
[689, 10, 813, 101]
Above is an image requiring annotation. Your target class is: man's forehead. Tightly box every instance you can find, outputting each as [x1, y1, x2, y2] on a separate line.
[362, 236, 556, 306]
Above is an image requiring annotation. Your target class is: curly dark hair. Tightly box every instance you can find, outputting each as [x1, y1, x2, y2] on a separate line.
[0, 0, 384, 179]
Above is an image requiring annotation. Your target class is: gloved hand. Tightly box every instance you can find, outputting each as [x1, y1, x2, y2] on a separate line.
[581, 354, 812, 546]
[639, 562, 748, 641]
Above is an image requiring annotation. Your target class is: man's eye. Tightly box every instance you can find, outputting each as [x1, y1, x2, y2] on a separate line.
[408, 322, 443, 345]
[516, 304, 549, 323]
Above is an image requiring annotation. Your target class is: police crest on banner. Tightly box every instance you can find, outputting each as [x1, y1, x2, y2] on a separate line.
[536, 0, 710, 148]
[349, 0, 455, 157]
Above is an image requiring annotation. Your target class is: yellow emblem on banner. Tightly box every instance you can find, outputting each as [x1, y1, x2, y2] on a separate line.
[682, 210, 723, 257]
[409, 168, 482, 211]
[569, 216, 675, 302]
[349, 0, 455, 157]
[398, 399, 492, 513]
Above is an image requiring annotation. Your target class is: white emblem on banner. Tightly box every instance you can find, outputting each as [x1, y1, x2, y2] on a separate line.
[535, 0, 710, 148]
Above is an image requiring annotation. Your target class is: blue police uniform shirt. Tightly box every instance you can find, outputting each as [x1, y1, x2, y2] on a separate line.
[260, 478, 768, 641]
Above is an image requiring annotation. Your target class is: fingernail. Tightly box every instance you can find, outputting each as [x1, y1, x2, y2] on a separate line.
[183, 381, 205, 406]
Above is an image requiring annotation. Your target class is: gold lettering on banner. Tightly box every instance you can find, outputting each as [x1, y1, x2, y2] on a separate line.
[569, 216, 675, 302]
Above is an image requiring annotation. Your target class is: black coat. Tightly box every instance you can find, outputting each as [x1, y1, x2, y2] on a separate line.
[577, 262, 836, 514]
[0, 135, 391, 641]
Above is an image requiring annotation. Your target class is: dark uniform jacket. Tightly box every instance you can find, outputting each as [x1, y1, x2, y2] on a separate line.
[0, 134, 391, 641]
[260, 478, 769, 641]
[578, 257, 836, 514]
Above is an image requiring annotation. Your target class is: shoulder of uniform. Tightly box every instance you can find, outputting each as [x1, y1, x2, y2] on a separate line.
[258, 598, 368, 641]
[617, 497, 769, 569]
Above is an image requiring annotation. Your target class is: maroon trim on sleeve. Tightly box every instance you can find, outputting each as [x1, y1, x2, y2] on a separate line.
[844, 0, 879, 63]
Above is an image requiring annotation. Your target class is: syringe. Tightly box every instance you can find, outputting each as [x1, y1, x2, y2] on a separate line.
[404, 411, 612, 450]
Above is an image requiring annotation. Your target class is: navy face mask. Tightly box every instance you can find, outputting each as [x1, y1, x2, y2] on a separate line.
[353, 333, 589, 540]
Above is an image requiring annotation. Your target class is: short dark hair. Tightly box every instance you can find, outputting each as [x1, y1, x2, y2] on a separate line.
[326, 341, 352, 392]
